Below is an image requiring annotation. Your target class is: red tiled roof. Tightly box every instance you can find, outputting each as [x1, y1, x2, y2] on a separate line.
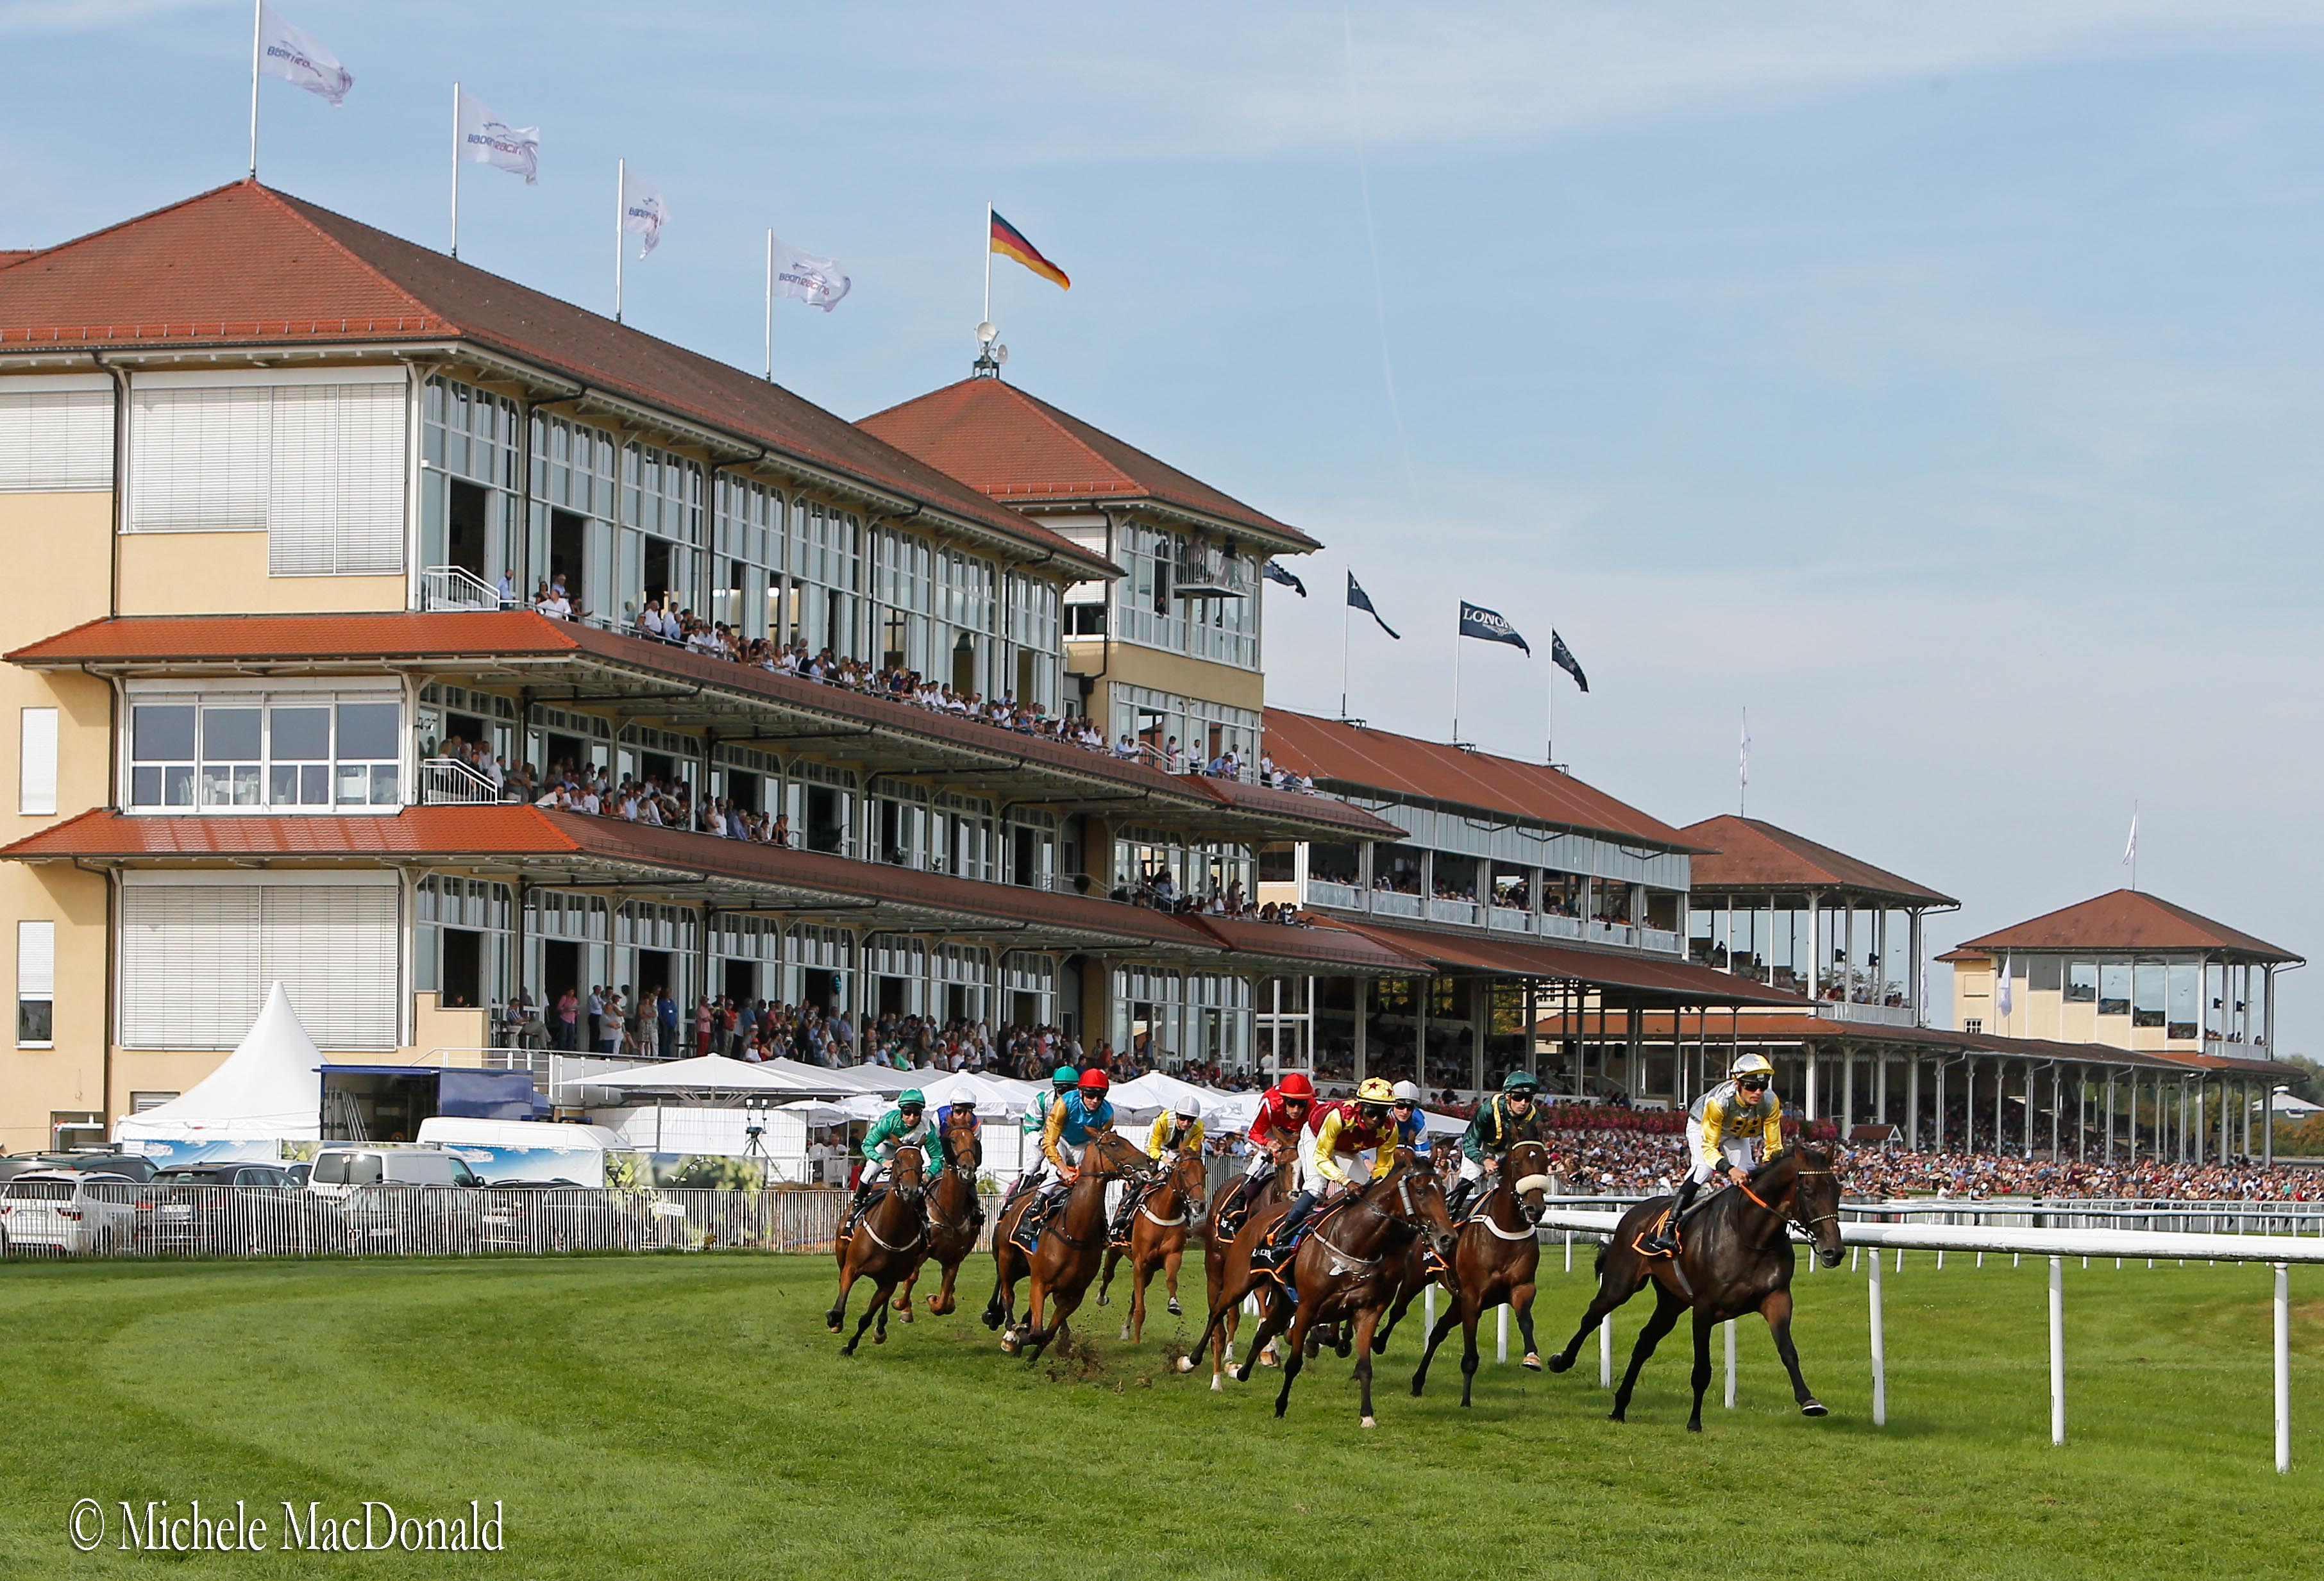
[1680, 815, 1956, 907]
[7, 610, 580, 665]
[859, 377, 1319, 551]
[1329, 917, 1805, 1006]
[0, 805, 580, 858]
[0, 181, 1111, 578]
[0, 250, 38, 271]
[1949, 889, 2300, 964]
[1525, 1009, 2282, 1074]
[1183, 914, 1424, 974]
[1261, 709, 1703, 851]
[1180, 771, 1401, 839]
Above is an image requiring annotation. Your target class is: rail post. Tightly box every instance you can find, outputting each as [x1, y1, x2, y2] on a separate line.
[1724, 1319, 1736, 1409]
[2049, 1255, 2066, 1446]
[2275, 1262, 2291, 1474]
[1497, 1303, 1508, 1364]
[1599, 1312, 1612, 1389]
[1869, 1244, 1886, 1426]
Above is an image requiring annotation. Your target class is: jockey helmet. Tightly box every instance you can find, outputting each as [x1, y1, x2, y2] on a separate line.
[1173, 1096, 1202, 1120]
[1275, 1071, 1316, 1101]
[1730, 1052, 1775, 1082]
[1390, 1080, 1422, 1105]
[1503, 1070, 1540, 1094]
[897, 1090, 925, 1110]
[1077, 1068, 1111, 1094]
[1356, 1077, 1395, 1109]
[1051, 1064, 1079, 1087]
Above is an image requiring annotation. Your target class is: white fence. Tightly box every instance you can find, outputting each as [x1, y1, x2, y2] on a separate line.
[1534, 1203, 2319, 1474]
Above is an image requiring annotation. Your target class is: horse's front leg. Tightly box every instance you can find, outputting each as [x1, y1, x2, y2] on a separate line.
[825, 1264, 857, 1334]
[1162, 1239, 1185, 1316]
[1547, 1242, 1646, 1374]
[1272, 1307, 1314, 1419]
[1351, 1303, 1385, 1428]
[1513, 1275, 1542, 1370]
[1685, 1305, 1717, 1432]
[1612, 1284, 1685, 1422]
[930, 1253, 961, 1316]
[1125, 1250, 1152, 1344]
[891, 1253, 925, 1320]
[1097, 1247, 1120, 1307]
[1411, 1299, 1461, 1396]
[1761, 1288, 1828, 1416]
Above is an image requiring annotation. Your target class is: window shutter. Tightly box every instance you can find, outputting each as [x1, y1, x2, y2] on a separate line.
[0, 389, 113, 492]
[267, 383, 407, 575]
[18, 707, 56, 816]
[129, 386, 269, 531]
[119, 885, 261, 1048]
[17, 920, 54, 999]
[260, 883, 399, 1049]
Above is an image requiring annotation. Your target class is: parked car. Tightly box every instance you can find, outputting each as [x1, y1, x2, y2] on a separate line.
[136, 1164, 343, 1256]
[338, 1183, 487, 1255]
[307, 1147, 484, 1202]
[1, 1169, 139, 1254]
[0, 1151, 157, 1184]
[282, 1162, 312, 1189]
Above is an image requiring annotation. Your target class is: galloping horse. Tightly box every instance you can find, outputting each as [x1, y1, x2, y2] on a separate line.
[827, 1144, 927, 1355]
[986, 1130, 1150, 1360]
[896, 1109, 984, 1318]
[1096, 1146, 1209, 1343]
[1184, 1148, 1458, 1426]
[1547, 1144, 1846, 1429]
[1411, 1139, 1553, 1403]
[1191, 1138, 1299, 1387]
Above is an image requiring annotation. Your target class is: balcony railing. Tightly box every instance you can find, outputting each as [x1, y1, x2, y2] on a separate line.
[419, 757, 507, 805]
[1170, 544, 1255, 600]
[1306, 878, 1361, 911]
[1370, 890, 1423, 919]
[417, 565, 504, 612]
[1487, 905, 1533, 934]
[1427, 898, 1482, 927]
[1812, 1000, 1919, 1028]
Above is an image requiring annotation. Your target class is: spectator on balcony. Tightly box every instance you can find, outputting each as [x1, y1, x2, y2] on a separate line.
[497, 569, 518, 607]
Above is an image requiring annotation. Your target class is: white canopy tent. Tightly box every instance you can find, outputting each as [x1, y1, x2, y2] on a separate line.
[115, 982, 323, 1143]
[766, 1057, 915, 1095]
[555, 1055, 843, 1100]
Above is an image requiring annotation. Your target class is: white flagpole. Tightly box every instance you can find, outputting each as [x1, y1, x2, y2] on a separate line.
[247, 0, 262, 178]
[1545, 660, 1555, 766]
[449, 83, 461, 259]
[614, 158, 626, 324]
[982, 202, 993, 329]
[1339, 585, 1352, 719]
[764, 230, 775, 381]
[1452, 606, 1464, 744]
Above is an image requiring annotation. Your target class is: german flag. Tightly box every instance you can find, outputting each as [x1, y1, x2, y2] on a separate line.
[989, 208, 1070, 290]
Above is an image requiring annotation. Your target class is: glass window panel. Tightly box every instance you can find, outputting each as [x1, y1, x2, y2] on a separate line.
[300, 764, 328, 803]
[132, 704, 194, 762]
[2065, 962, 2097, 1003]
[335, 702, 400, 760]
[2132, 960, 2166, 1028]
[200, 707, 260, 762]
[269, 705, 330, 760]
[2098, 962, 2131, 1017]
[369, 763, 399, 805]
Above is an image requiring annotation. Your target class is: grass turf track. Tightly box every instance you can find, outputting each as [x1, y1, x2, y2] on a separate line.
[0, 1248, 2317, 1580]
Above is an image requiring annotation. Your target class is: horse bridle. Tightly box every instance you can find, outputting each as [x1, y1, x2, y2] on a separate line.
[1787, 1164, 1842, 1238]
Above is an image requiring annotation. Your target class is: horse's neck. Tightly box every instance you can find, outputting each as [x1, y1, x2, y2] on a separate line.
[932, 1167, 975, 1210]
[1331, 1171, 1410, 1253]
[875, 1182, 923, 1227]
[1061, 1171, 1111, 1229]
[1729, 1161, 1795, 1245]
[1481, 1176, 1526, 1230]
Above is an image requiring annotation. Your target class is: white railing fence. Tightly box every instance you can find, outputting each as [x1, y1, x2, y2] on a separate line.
[417, 565, 504, 612]
[418, 757, 507, 805]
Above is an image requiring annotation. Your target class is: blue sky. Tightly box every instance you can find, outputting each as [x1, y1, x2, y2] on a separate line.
[10, 1, 2323, 1045]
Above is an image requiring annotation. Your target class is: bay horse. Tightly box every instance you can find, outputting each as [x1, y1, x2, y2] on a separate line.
[1095, 1146, 1209, 1343]
[826, 1144, 927, 1355]
[1411, 1139, 1553, 1404]
[986, 1130, 1150, 1360]
[1546, 1144, 1846, 1430]
[1183, 1148, 1458, 1426]
[895, 1109, 984, 1318]
[1191, 1138, 1299, 1387]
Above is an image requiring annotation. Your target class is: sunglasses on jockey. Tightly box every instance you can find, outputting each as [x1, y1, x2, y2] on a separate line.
[1735, 1076, 1770, 1093]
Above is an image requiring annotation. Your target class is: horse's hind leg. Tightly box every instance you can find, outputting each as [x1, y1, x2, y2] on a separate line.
[892, 1257, 923, 1320]
[1547, 1244, 1647, 1373]
[1236, 1294, 1295, 1386]
[1611, 1285, 1685, 1422]
[1163, 1244, 1184, 1316]
[842, 1275, 887, 1356]
[1272, 1310, 1314, 1419]
[1685, 1306, 1717, 1432]
[1513, 1279, 1542, 1369]
[1097, 1248, 1120, 1307]
[1351, 1305, 1385, 1428]
[1761, 1288, 1827, 1416]
[931, 1257, 961, 1316]
[1125, 1255, 1152, 1344]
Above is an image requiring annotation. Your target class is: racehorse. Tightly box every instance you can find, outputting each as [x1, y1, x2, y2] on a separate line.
[1369, 1135, 1467, 1356]
[1546, 1144, 1846, 1430]
[1183, 1148, 1458, 1427]
[986, 1130, 1151, 1361]
[1191, 1137, 1299, 1387]
[895, 1109, 984, 1318]
[827, 1144, 927, 1355]
[1095, 1146, 1210, 1343]
[1410, 1139, 1552, 1404]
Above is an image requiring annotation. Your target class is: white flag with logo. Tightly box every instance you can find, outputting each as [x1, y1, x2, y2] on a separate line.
[1996, 954, 2014, 1019]
[258, 4, 353, 106]
[768, 237, 852, 313]
[457, 89, 538, 185]
[621, 169, 669, 258]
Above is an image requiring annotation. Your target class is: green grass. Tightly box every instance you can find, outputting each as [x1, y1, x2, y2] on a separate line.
[1, 1247, 2318, 1579]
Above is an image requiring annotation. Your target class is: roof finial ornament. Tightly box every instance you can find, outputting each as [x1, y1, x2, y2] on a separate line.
[973, 320, 1007, 380]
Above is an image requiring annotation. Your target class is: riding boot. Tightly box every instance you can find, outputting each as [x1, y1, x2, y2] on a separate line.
[1444, 1176, 1474, 1221]
[1263, 1190, 1318, 1266]
[1647, 1178, 1699, 1255]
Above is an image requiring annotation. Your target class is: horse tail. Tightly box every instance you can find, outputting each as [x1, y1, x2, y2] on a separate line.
[1592, 1238, 1608, 1279]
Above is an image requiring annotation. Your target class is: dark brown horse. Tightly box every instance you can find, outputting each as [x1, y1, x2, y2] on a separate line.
[826, 1144, 927, 1355]
[987, 1130, 1150, 1360]
[1096, 1146, 1209, 1343]
[1191, 1139, 1299, 1388]
[1547, 1145, 1846, 1430]
[896, 1110, 984, 1318]
[1411, 1139, 1553, 1403]
[1183, 1148, 1458, 1426]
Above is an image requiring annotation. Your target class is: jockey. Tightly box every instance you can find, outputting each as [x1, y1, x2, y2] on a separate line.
[1647, 1051, 1784, 1255]
[1016, 1069, 1115, 1248]
[1243, 1070, 1316, 1184]
[1148, 1094, 1205, 1160]
[1389, 1080, 1428, 1150]
[850, 1089, 932, 1219]
[931, 1094, 985, 1231]
[1264, 1076, 1399, 1259]
[1449, 1070, 1547, 1217]
[1009, 1064, 1081, 1206]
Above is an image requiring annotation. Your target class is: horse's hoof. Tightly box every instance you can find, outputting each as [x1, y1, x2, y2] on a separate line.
[1608, 1409, 1625, 1423]
[1210, 1375, 1223, 1393]
[1521, 1354, 1543, 1371]
[1360, 1415, 1376, 1429]
[1801, 1400, 1829, 1418]
[1096, 1293, 1109, 1307]
[1176, 1356, 1194, 1373]
[873, 1330, 887, 1345]
[1687, 1421, 1703, 1434]
[1234, 1363, 1254, 1384]
[825, 1319, 841, 1333]
[1167, 1298, 1183, 1316]
[1545, 1354, 1573, 1374]
[1119, 1324, 1131, 1342]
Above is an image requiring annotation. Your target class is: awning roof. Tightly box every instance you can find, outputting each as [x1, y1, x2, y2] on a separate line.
[1677, 814, 1957, 908]
[1327, 918, 1810, 1007]
[1948, 888, 2302, 965]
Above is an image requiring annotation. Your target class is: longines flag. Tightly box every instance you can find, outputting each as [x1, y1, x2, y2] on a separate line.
[1550, 630, 1588, 692]
[621, 169, 669, 258]
[1458, 600, 1530, 655]
[1347, 573, 1400, 639]
[258, 4, 353, 105]
[1263, 562, 1308, 596]
[767, 237, 852, 312]
[457, 89, 539, 183]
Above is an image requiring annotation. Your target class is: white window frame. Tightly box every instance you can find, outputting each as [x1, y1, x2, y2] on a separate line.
[19, 706, 58, 816]
[120, 678, 405, 816]
[17, 919, 55, 1048]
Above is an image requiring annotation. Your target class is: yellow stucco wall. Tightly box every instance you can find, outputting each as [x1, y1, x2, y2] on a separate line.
[1066, 637, 1265, 736]
[1953, 954, 2186, 1053]
[118, 531, 405, 616]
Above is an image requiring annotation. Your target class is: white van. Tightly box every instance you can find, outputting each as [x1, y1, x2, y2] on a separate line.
[306, 1146, 482, 1201]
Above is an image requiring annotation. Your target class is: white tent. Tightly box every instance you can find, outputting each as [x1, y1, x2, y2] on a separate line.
[766, 1057, 915, 1094]
[1109, 1071, 1217, 1120]
[115, 982, 323, 1142]
[557, 1055, 841, 1098]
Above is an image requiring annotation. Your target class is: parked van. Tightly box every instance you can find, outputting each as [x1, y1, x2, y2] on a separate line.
[414, 1118, 621, 1188]
[307, 1146, 482, 1201]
